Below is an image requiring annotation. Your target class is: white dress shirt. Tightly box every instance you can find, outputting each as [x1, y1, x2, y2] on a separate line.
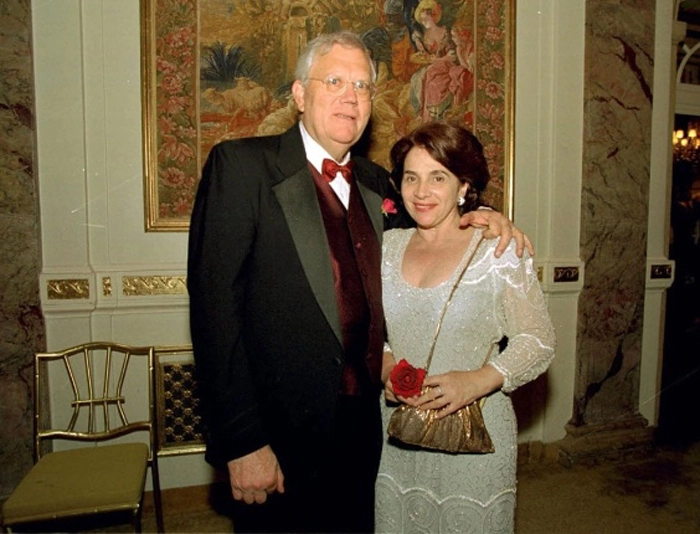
[299, 122, 351, 209]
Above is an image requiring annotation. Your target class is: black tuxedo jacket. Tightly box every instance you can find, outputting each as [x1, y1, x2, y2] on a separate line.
[187, 124, 392, 470]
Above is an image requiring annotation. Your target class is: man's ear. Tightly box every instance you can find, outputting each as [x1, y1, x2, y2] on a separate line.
[291, 80, 305, 113]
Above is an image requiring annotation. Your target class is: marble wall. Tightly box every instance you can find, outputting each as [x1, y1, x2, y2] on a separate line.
[0, 0, 45, 498]
[570, 0, 655, 446]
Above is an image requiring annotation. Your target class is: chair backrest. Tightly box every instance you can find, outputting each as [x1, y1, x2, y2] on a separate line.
[34, 342, 159, 462]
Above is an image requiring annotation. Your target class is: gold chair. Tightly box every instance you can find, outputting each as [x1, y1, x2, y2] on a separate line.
[1, 342, 164, 533]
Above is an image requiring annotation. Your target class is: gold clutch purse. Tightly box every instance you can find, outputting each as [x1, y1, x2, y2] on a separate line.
[387, 236, 495, 454]
[387, 375, 495, 453]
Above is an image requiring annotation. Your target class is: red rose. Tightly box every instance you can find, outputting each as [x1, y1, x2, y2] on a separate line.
[390, 359, 427, 397]
[382, 198, 398, 216]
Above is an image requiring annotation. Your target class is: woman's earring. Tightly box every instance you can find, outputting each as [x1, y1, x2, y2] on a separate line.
[457, 196, 465, 206]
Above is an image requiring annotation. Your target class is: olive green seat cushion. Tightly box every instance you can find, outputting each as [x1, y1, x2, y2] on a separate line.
[2, 442, 149, 526]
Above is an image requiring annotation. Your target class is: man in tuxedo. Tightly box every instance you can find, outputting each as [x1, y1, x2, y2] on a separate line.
[187, 31, 524, 533]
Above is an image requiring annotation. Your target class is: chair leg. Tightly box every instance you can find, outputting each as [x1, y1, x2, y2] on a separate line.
[133, 507, 142, 533]
[151, 463, 165, 533]
[152, 483, 165, 532]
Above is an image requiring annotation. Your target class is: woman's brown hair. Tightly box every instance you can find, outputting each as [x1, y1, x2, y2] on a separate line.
[390, 122, 490, 214]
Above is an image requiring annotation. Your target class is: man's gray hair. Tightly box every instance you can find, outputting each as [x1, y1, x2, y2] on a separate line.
[295, 31, 377, 84]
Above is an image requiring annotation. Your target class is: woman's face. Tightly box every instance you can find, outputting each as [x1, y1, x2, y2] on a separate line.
[419, 9, 437, 27]
[400, 146, 467, 230]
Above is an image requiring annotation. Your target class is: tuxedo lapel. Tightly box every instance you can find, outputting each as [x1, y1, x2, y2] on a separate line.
[354, 173, 383, 245]
[272, 128, 342, 344]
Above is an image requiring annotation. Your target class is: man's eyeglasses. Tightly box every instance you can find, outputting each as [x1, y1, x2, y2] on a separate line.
[307, 75, 376, 101]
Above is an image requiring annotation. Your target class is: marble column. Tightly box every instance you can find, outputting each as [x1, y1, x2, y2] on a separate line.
[561, 0, 656, 464]
[0, 0, 45, 497]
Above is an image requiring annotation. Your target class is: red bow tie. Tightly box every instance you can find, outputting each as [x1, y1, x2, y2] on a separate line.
[322, 159, 354, 183]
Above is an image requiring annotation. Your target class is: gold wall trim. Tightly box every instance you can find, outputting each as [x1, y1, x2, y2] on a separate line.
[122, 275, 187, 296]
[47, 279, 90, 300]
[554, 267, 580, 283]
[102, 277, 112, 296]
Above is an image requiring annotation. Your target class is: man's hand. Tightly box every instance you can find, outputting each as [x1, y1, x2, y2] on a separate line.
[459, 209, 534, 258]
[228, 445, 285, 504]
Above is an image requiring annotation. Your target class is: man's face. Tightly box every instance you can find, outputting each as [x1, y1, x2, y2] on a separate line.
[292, 44, 373, 161]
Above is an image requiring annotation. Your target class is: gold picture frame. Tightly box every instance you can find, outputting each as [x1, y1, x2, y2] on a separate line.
[141, 0, 514, 231]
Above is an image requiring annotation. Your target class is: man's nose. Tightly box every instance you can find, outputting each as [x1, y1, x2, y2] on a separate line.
[340, 82, 359, 103]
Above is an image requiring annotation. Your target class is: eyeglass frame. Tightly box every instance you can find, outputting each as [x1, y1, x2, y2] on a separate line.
[306, 75, 377, 101]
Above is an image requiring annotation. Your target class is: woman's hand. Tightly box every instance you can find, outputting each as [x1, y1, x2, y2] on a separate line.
[398, 366, 504, 418]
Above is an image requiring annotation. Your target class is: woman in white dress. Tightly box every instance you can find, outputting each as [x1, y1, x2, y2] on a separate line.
[376, 122, 556, 534]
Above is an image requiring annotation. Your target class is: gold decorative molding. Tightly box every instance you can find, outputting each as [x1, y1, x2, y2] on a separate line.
[47, 279, 90, 300]
[102, 277, 112, 296]
[553, 266, 580, 283]
[650, 264, 673, 279]
[122, 276, 187, 296]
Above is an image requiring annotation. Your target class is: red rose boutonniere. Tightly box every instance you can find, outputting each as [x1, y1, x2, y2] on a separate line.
[382, 198, 398, 217]
[390, 359, 427, 397]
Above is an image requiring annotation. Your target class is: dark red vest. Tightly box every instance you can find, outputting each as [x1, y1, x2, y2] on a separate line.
[310, 165, 383, 395]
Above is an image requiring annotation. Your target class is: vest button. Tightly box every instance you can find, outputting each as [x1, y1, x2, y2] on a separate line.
[355, 242, 362, 249]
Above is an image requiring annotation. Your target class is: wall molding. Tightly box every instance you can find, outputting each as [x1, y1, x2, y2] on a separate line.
[645, 257, 675, 290]
[535, 260, 586, 294]
[40, 268, 189, 314]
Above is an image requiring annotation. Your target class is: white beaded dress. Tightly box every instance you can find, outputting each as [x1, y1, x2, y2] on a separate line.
[376, 228, 556, 534]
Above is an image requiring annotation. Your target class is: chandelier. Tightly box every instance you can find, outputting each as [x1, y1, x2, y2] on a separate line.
[673, 126, 700, 166]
